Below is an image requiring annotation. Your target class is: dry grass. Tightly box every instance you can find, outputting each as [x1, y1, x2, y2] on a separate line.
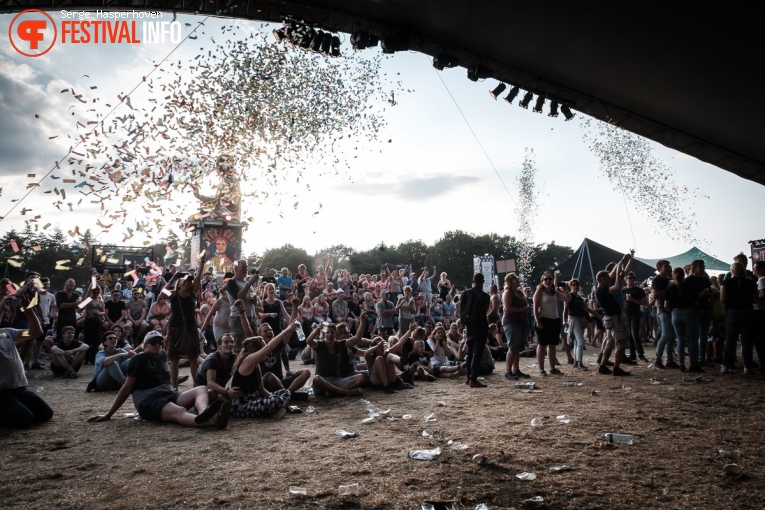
[3, 347, 764, 510]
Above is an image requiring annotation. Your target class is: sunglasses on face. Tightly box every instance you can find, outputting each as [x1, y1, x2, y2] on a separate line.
[543, 278, 553, 282]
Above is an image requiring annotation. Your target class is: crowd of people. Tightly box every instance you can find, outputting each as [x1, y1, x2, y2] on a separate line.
[1, 249, 763, 430]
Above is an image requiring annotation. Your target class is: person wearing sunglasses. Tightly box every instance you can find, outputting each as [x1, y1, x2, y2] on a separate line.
[533, 272, 571, 376]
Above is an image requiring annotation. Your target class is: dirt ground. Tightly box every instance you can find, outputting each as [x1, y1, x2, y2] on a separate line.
[2, 345, 764, 510]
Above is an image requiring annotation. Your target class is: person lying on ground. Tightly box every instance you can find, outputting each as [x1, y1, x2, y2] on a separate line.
[88, 331, 229, 429]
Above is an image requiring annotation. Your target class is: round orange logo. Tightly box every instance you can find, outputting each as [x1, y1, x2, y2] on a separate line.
[9, 9, 57, 57]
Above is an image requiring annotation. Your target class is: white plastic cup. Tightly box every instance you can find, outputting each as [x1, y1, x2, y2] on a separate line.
[338, 483, 360, 496]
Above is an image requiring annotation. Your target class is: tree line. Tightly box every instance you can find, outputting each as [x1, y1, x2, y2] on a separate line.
[1, 227, 572, 289]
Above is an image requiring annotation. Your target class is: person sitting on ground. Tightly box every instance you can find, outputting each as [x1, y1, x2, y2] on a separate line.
[0, 295, 53, 428]
[309, 323, 366, 397]
[50, 325, 89, 378]
[426, 324, 465, 377]
[228, 323, 301, 419]
[87, 331, 135, 392]
[363, 337, 401, 393]
[193, 332, 241, 402]
[88, 331, 229, 429]
[149, 293, 171, 335]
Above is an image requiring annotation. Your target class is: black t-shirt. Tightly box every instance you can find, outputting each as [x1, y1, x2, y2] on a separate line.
[595, 286, 621, 316]
[262, 299, 283, 334]
[621, 287, 646, 316]
[567, 293, 589, 319]
[55, 291, 80, 323]
[126, 351, 171, 391]
[194, 351, 234, 387]
[259, 346, 284, 380]
[105, 300, 126, 322]
[314, 339, 347, 378]
[721, 278, 757, 311]
[664, 283, 695, 310]
[54, 339, 85, 352]
[651, 275, 670, 313]
[169, 293, 196, 328]
[231, 366, 261, 395]
[686, 275, 712, 311]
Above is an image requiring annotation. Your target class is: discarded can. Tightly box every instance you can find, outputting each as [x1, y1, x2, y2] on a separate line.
[408, 447, 442, 461]
[338, 483, 360, 496]
[550, 464, 571, 473]
[516, 472, 537, 481]
[336, 429, 359, 438]
[289, 486, 307, 495]
[472, 454, 486, 465]
[601, 433, 633, 444]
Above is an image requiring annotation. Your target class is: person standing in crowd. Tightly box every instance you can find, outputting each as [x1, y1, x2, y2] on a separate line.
[89, 331, 230, 429]
[687, 260, 712, 370]
[564, 278, 595, 371]
[533, 272, 570, 376]
[418, 266, 436, 306]
[0, 294, 52, 428]
[751, 260, 765, 369]
[595, 268, 631, 376]
[165, 259, 206, 389]
[652, 260, 679, 369]
[55, 278, 80, 339]
[503, 273, 531, 379]
[664, 267, 705, 372]
[437, 271, 452, 301]
[227, 259, 259, 351]
[720, 262, 758, 374]
[622, 272, 648, 363]
[83, 285, 106, 365]
[460, 273, 491, 387]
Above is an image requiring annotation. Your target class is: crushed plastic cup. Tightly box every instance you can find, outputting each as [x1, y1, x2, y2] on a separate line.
[36, 387, 44, 393]
[123, 412, 136, 417]
[437, 401, 447, 407]
[424, 413, 437, 422]
[421, 502, 457, 510]
[336, 429, 359, 438]
[550, 464, 571, 473]
[621, 384, 632, 391]
[475, 504, 489, 510]
[450, 442, 469, 450]
[563, 381, 582, 387]
[289, 486, 307, 495]
[338, 483, 360, 496]
[556, 415, 571, 424]
[530, 418, 543, 427]
[402, 414, 413, 420]
[523, 496, 545, 507]
[719, 449, 741, 462]
[361, 417, 377, 424]
[601, 433, 633, 444]
[408, 447, 442, 461]
[516, 472, 537, 481]
[515, 382, 536, 390]
[422, 430, 433, 438]
[305, 406, 315, 413]
[472, 454, 487, 465]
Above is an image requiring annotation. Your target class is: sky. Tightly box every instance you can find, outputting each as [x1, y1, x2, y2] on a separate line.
[1, 11, 763, 268]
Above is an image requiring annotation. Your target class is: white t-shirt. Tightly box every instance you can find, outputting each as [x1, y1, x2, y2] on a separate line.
[755, 276, 765, 311]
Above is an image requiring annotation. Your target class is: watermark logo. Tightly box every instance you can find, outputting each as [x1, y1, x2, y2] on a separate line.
[9, 9, 57, 57]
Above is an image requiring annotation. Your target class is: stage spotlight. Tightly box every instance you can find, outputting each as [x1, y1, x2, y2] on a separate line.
[519, 91, 533, 109]
[351, 30, 378, 50]
[561, 104, 576, 121]
[548, 100, 559, 117]
[330, 36, 341, 57]
[467, 64, 493, 82]
[490, 83, 506, 100]
[381, 35, 410, 53]
[310, 30, 326, 52]
[503, 86, 520, 103]
[433, 53, 459, 70]
[273, 28, 286, 41]
[533, 95, 545, 113]
[320, 34, 333, 54]
[298, 28, 315, 50]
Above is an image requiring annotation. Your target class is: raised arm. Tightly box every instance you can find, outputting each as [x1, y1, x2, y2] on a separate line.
[88, 376, 136, 422]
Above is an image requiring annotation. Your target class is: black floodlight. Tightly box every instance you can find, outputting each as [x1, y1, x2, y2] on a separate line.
[273, 28, 286, 41]
[433, 53, 459, 70]
[351, 30, 378, 50]
[504, 86, 520, 103]
[310, 30, 326, 52]
[330, 36, 341, 57]
[298, 28, 315, 49]
[548, 100, 560, 117]
[519, 91, 533, 109]
[533, 95, 545, 113]
[381, 35, 410, 53]
[320, 34, 333, 54]
[467, 64, 493, 81]
[490, 83, 506, 100]
[561, 104, 576, 121]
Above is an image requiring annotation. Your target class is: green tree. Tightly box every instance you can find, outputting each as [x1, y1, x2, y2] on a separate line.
[262, 244, 311, 274]
[393, 240, 429, 274]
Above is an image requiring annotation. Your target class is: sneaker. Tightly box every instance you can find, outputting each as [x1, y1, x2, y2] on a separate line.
[638, 355, 649, 363]
[688, 365, 705, 373]
[86, 380, 97, 393]
[383, 385, 396, 394]
[576, 364, 589, 371]
[30, 362, 46, 371]
[469, 380, 487, 388]
[680, 364, 687, 373]
[612, 367, 631, 376]
[195, 399, 225, 424]
[69, 371, 79, 379]
[743, 367, 752, 375]
[394, 378, 414, 390]
[623, 358, 637, 365]
[539, 369, 548, 376]
[177, 374, 190, 385]
[62, 371, 71, 379]
[504, 372, 519, 381]
[550, 368, 562, 375]
[516, 371, 531, 379]
[720, 365, 729, 374]
[654, 360, 666, 369]
[596, 354, 603, 364]
[216, 401, 231, 428]
[598, 365, 612, 375]
[346, 388, 363, 397]
[401, 366, 415, 386]
[666, 361, 680, 369]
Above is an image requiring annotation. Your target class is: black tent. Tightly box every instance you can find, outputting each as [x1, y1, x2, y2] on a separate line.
[553, 238, 656, 290]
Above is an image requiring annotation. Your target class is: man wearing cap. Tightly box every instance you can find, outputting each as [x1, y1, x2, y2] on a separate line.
[375, 290, 396, 338]
[89, 331, 230, 429]
[227, 259, 259, 351]
[460, 273, 491, 387]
